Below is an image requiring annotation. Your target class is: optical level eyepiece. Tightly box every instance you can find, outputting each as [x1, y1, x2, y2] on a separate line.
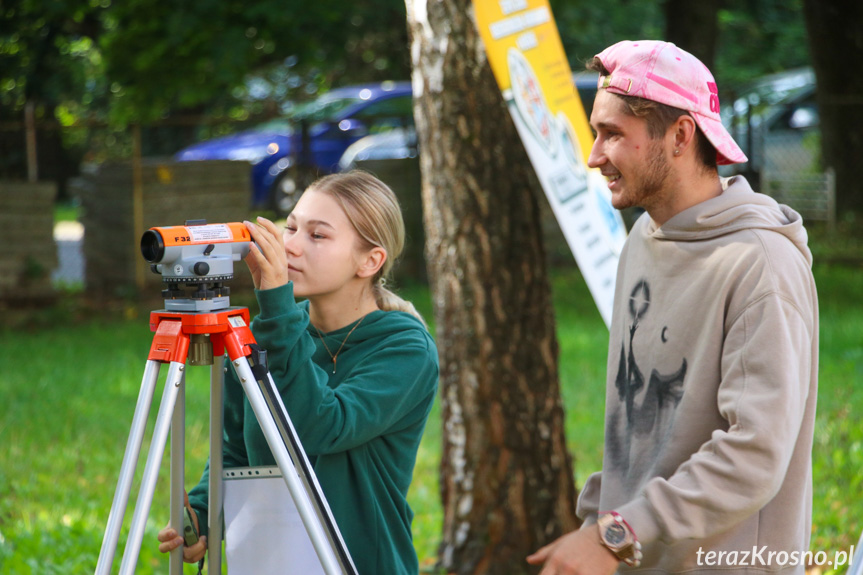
[141, 230, 166, 263]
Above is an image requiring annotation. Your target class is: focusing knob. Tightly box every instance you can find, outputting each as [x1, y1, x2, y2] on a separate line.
[193, 262, 210, 276]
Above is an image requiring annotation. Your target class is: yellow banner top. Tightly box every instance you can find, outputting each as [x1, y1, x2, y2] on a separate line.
[474, 0, 594, 163]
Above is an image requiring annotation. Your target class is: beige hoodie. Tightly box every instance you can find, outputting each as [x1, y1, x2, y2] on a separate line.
[577, 176, 819, 574]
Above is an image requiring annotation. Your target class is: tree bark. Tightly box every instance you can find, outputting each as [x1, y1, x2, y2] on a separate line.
[802, 0, 863, 215]
[405, 2, 579, 573]
[663, 0, 721, 70]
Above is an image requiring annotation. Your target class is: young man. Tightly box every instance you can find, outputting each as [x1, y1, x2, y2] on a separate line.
[528, 40, 818, 574]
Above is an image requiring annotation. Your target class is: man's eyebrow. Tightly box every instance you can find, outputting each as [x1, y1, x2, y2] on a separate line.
[591, 120, 623, 132]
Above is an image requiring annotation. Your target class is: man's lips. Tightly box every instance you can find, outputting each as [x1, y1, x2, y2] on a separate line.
[602, 172, 622, 190]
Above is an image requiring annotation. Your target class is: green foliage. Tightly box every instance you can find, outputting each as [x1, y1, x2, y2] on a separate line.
[715, 0, 811, 91]
[54, 200, 81, 224]
[100, 0, 411, 123]
[0, 0, 105, 113]
[808, 220, 863, 261]
[809, 266, 863, 575]
[550, 0, 665, 67]
[1, 0, 410, 127]
[550, 0, 811, 97]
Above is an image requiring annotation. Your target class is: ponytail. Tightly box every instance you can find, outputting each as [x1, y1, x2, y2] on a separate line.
[374, 279, 427, 328]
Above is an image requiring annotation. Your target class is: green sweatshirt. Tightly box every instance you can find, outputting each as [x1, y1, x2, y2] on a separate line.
[189, 282, 439, 575]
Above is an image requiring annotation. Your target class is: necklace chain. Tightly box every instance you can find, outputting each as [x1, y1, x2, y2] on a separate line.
[313, 314, 368, 374]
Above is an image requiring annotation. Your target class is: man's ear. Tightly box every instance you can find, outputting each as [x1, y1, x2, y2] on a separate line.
[670, 114, 698, 155]
[357, 246, 387, 279]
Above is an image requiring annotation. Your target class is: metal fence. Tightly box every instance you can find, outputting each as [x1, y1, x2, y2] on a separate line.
[721, 68, 834, 229]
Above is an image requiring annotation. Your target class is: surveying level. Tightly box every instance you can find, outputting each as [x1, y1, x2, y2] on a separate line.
[95, 221, 357, 575]
[140, 221, 252, 312]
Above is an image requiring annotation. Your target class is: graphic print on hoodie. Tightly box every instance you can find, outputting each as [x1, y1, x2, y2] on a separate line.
[608, 277, 687, 477]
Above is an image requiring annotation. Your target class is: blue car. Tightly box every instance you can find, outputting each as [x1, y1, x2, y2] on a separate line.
[175, 81, 414, 214]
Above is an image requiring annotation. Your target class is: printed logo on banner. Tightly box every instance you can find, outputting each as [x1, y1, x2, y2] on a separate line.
[508, 49, 557, 157]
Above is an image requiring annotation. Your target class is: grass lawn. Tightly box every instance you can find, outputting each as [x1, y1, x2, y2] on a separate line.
[1, 264, 861, 574]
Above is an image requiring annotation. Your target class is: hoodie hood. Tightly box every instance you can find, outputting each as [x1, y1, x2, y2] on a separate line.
[645, 176, 812, 266]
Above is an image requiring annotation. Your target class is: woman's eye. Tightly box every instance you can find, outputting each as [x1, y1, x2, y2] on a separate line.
[311, 232, 326, 240]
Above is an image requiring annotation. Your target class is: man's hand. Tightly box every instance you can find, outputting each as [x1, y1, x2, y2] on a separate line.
[527, 524, 621, 575]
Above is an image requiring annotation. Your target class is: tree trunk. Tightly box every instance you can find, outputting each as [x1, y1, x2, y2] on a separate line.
[663, 0, 721, 70]
[802, 0, 863, 215]
[405, 2, 579, 573]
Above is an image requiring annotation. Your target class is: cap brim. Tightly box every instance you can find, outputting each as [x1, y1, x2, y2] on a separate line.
[692, 112, 748, 165]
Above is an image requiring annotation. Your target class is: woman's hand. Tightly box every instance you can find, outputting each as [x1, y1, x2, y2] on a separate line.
[156, 492, 208, 563]
[244, 216, 289, 291]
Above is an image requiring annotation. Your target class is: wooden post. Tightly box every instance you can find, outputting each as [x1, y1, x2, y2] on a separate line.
[826, 167, 837, 233]
[132, 124, 145, 290]
[25, 101, 38, 182]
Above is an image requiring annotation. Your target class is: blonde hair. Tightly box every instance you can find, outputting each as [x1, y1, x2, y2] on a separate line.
[307, 170, 427, 326]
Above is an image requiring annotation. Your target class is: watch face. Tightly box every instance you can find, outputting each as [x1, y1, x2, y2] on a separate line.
[605, 523, 627, 546]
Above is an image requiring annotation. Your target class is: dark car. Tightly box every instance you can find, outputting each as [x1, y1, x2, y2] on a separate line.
[174, 81, 413, 214]
[340, 72, 599, 170]
[721, 67, 819, 179]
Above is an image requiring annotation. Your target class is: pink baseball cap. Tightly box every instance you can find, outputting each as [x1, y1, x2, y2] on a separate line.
[594, 40, 747, 165]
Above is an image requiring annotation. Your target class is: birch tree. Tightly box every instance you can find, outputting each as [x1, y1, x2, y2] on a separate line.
[405, 2, 579, 572]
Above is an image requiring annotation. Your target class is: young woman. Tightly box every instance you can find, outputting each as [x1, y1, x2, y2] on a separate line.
[157, 170, 439, 574]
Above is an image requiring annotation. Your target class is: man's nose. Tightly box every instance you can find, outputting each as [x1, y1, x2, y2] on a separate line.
[587, 139, 605, 169]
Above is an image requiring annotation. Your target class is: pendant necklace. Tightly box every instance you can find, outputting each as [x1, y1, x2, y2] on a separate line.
[313, 314, 368, 374]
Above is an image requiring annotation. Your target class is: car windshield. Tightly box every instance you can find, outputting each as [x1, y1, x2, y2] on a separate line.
[252, 118, 294, 133]
[250, 96, 362, 134]
[290, 96, 362, 122]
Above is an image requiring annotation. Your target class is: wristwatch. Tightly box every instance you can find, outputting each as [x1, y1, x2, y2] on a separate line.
[597, 512, 643, 567]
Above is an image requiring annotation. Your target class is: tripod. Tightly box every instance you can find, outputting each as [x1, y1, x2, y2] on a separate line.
[94, 304, 358, 575]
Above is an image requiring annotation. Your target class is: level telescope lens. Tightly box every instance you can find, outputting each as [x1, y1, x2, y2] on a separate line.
[141, 230, 165, 263]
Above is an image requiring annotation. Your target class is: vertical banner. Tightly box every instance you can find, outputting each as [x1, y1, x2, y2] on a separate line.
[473, 0, 626, 327]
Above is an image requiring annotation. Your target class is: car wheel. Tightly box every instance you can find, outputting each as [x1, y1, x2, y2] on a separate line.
[270, 171, 304, 217]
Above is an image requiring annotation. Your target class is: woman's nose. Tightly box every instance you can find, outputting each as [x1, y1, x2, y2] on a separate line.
[283, 231, 301, 255]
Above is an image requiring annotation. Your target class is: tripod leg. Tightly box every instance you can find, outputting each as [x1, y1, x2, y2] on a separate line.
[118, 362, 186, 575]
[230, 355, 357, 575]
[95, 360, 162, 575]
[169, 369, 186, 575]
[208, 359, 225, 574]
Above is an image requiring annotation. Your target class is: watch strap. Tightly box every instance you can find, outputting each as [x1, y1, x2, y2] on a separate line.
[598, 511, 643, 567]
